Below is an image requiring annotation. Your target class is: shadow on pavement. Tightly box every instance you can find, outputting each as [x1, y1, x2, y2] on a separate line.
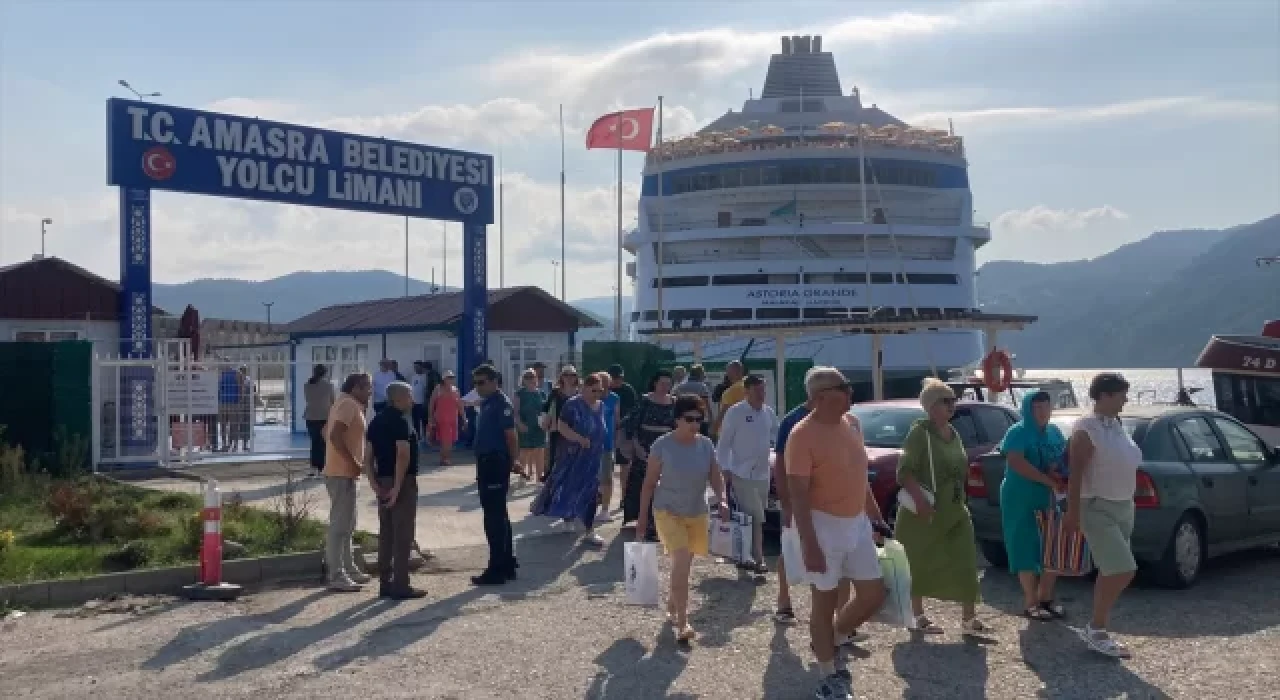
[226, 476, 325, 504]
[980, 546, 1280, 638]
[691, 568, 763, 648]
[583, 632, 695, 700]
[196, 597, 394, 681]
[891, 638, 990, 699]
[1017, 623, 1172, 699]
[761, 621, 808, 698]
[309, 534, 587, 671]
[140, 590, 328, 670]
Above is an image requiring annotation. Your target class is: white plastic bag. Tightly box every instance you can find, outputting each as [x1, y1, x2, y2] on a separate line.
[708, 510, 753, 563]
[624, 541, 660, 606]
[874, 539, 914, 628]
[780, 526, 809, 586]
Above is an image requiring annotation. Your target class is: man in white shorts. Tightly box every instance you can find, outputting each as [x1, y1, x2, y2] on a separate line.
[786, 367, 889, 700]
[715, 373, 777, 573]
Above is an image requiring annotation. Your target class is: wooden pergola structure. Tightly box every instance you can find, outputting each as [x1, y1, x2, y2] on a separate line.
[637, 310, 1039, 413]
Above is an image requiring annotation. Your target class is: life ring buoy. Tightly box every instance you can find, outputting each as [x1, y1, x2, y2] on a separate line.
[982, 350, 1013, 393]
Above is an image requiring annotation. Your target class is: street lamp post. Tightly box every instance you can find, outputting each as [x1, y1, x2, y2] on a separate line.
[118, 80, 161, 100]
[40, 218, 52, 257]
[550, 260, 560, 298]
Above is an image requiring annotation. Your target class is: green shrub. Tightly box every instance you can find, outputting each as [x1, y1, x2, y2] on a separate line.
[103, 540, 153, 571]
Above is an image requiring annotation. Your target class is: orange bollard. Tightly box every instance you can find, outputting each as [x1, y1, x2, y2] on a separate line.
[183, 479, 242, 601]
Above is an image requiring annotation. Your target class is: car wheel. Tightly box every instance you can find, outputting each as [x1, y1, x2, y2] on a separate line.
[979, 540, 1008, 569]
[1153, 513, 1205, 589]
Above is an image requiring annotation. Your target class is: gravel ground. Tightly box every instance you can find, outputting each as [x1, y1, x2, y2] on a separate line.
[2, 530, 1277, 700]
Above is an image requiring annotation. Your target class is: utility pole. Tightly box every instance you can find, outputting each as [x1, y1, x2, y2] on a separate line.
[262, 302, 275, 331]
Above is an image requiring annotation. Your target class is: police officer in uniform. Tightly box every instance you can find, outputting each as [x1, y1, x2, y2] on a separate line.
[470, 363, 520, 586]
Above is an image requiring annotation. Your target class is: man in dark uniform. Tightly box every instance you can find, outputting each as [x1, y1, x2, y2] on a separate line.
[470, 363, 520, 586]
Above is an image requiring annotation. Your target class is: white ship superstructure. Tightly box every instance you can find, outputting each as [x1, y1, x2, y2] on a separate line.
[624, 35, 989, 377]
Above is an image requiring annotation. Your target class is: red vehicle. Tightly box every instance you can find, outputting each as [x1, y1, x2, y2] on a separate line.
[765, 398, 1020, 528]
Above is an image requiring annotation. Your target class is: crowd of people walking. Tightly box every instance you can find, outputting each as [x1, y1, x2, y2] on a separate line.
[302, 356, 1144, 699]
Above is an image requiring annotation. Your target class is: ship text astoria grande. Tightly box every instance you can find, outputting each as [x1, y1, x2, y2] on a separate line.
[624, 35, 988, 390]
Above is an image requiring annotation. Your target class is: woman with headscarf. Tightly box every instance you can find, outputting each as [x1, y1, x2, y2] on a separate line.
[541, 365, 581, 483]
[515, 368, 548, 481]
[999, 390, 1068, 621]
[534, 373, 607, 546]
[894, 378, 987, 635]
[622, 370, 677, 538]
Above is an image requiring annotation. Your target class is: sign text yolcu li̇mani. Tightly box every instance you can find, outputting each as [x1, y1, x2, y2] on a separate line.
[125, 105, 489, 209]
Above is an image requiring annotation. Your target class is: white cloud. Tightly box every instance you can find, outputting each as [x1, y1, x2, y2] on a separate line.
[993, 205, 1129, 235]
[910, 96, 1279, 130]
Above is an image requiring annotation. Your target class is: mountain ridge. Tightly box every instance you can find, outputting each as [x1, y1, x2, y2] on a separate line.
[149, 215, 1280, 367]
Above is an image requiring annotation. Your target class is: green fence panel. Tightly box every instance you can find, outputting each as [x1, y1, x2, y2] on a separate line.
[581, 341, 676, 390]
[0, 341, 90, 463]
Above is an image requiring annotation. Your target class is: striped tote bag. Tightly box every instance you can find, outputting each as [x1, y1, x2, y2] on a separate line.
[1036, 505, 1094, 577]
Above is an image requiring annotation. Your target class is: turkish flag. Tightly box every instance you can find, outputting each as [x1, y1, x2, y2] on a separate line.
[585, 108, 655, 152]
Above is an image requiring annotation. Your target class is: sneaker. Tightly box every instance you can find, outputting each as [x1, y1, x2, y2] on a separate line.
[348, 571, 373, 585]
[583, 532, 605, 547]
[595, 511, 614, 523]
[814, 670, 854, 699]
[837, 629, 869, 646]
[471, 569, 508, 586]
[327, 578, 362, 593]
[1079, 625, 1132, 659]
[384, 586, 428, 600]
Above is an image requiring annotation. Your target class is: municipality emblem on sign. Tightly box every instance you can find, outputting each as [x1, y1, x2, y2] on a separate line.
[453, 187, 479, 215]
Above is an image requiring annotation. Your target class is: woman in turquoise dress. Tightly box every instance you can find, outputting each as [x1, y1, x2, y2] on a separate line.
[999, 390, 1068, 621]
[515, 369, 548, 481]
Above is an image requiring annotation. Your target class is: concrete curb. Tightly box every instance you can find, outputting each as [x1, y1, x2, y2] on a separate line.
[0, 551, 324, 609]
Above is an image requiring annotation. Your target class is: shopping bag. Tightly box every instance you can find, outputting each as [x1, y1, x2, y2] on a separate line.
[780, 526, 809, 586]
[623, 541, 660, 606]
[708, 510, 753, 563]
[874, 539, 914, 628]
[1037, 506, 1094, 576]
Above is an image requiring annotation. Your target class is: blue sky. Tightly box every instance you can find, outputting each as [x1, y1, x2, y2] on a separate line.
[1, 0, 1276, 300]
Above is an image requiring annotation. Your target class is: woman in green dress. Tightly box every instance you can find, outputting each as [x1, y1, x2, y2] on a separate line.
[895, 378, 989, 635]
[515, 369, 548, 481]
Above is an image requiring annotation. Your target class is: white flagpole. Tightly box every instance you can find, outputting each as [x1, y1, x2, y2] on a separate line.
[616, 113, 623, 341]
[559, 104, 566, 302]
[656, 96, 665, 330]
[498, 151, 505, 288]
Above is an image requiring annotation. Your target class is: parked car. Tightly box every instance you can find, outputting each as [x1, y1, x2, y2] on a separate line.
[763, 399, 1021, 531]
[968, 405, 1280, 589]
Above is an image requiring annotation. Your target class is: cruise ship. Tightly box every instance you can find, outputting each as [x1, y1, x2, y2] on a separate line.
[624, 35, 988, 391]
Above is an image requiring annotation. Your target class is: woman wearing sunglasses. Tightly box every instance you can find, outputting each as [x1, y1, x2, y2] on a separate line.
[894, 378, 988, 635]
[637, 394, 731, 643]
[534, 373, 607, 546]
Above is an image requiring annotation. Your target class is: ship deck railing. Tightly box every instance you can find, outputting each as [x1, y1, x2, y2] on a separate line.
[646, 133, 965, 168]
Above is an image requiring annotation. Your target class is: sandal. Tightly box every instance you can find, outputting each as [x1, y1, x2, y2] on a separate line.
[773, 607, 797, 624]
[1039, 600, 1066, 619]
[677, 624, 697, 642]
[1023, 606, 1053, 622]
[1081, 626, 1131, 659]
[912, 614, 944, 634]
[961, 617, 992, 635]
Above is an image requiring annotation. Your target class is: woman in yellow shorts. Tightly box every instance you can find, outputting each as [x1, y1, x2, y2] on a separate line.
[637, 393, 730, 642]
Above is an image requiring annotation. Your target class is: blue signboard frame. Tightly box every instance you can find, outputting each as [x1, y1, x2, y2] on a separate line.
[105, 98, 493, 395]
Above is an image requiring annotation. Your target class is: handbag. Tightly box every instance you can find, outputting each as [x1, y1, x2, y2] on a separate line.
[1037, 499, 1093, 576]
[873, 539, 914, 628]
[623, 542, 661, 606]
[898, 430, 938, 514]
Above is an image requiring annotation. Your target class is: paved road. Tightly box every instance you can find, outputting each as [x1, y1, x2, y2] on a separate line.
[3, 522, 1278, 699]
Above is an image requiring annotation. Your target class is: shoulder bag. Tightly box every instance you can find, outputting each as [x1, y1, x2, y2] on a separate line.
[898, 429, 938, 514]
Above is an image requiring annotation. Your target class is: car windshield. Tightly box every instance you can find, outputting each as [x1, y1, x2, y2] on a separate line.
[1050, 415, 1146, 439]
[850, 405, 926, 448]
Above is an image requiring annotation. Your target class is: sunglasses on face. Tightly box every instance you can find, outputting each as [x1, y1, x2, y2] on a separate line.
[939, 397, 957, 406]
[823, 382, 852, 394]
[473, 378, 489, 386]
[680, 414, 704, 424]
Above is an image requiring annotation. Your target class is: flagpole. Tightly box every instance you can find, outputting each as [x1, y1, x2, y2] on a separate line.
[559, 104, 567, 302]
[858, 125, 873, 314]
[656, 96, 665, 330]
[498, 151, 504, 288]
[615, 114, 623, 341]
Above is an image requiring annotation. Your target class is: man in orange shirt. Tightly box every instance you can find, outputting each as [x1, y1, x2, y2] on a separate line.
[786, 366, 888, 700]
[323, 372, 375, 592]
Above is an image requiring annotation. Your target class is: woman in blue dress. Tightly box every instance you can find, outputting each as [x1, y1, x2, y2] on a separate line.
[999, 390, 1069, 620]
[533, 373, 607, 547]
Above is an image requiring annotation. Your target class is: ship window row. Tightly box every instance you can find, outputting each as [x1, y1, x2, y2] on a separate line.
[641, 157, 968, 196]
[669, 163, 935, 194]
[630, 307, 974, 322]
[649, 272, 959, 288]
